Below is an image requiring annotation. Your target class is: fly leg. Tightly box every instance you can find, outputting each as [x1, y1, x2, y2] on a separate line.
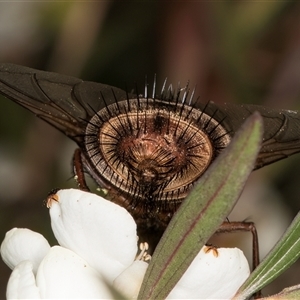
[73, 148, 90, 192]
[216, 221, 261, 298]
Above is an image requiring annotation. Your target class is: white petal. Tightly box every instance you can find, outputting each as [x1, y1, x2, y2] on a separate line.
[49, 189, 138, 281]
[113, 260, 148, 299]
[6, 260, 40, 299]
[36, 246, 113, 299]
[167, 246, 250, 299]
[1, 228, 50, 273]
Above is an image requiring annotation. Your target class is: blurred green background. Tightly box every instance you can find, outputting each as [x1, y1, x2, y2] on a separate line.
[1, 1, 300, 298]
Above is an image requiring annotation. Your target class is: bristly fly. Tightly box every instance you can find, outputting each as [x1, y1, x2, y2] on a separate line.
[1, 63, 300, 250]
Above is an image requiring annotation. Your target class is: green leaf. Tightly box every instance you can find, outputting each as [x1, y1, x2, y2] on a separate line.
[138, 112, 263, 300]
[233, 212, 300, 300]
[262, 284, 300, 300]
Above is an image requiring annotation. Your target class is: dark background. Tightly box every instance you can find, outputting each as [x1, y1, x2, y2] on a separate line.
[1, 2, 300, 298]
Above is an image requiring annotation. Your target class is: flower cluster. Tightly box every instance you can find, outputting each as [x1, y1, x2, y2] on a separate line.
[1, 189, 250, 299]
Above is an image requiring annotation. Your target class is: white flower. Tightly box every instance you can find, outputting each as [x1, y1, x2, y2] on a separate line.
[167, 246, 250, 299]
[1, 189, 250, 299]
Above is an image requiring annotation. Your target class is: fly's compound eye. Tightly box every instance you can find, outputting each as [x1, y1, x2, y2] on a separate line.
[84, 98, 231, 211]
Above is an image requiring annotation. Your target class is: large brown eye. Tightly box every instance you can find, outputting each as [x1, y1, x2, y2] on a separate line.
[84, 96, 231, 220]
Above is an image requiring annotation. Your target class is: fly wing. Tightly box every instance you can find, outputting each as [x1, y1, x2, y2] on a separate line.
[2, 63, 300, 170]
[0, 63, 128, 145]
[197, 101, 300, 169]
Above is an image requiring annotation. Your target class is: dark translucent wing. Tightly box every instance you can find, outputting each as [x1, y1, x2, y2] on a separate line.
[1, 63, 300, 170]
[0, 63, 128, 144]
[195, 101, 300, 169]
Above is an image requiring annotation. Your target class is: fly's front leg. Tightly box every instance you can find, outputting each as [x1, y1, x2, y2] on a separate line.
[216, 221, 261, 299]
[73, 148, 90, 192]
[217, 221, 259, 270]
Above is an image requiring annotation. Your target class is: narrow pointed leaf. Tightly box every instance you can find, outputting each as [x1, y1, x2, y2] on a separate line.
[258, 284, 300, 300]
[233, 212, 300, 300]
[138, 112, 263, 300]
